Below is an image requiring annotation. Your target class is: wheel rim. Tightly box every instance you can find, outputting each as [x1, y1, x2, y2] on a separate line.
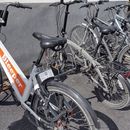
[97, 72, 129, 108]
[35, 87, 94, 130]
[95, 48, 130, 108]
[70, 26, 97, 55]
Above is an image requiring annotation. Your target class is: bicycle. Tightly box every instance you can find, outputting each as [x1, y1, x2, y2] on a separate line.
[49, 0, 130, 109]
[69, 3, 130, 67]
[103, 4, 130, 70]
[69, 1, 115, 56]
[0, 2, 100, 130]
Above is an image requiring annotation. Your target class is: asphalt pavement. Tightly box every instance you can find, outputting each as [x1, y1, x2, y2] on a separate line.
[0, 74, 130, 130]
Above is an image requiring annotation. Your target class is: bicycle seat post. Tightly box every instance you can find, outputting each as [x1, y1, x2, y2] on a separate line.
[35, 49, 45, 66]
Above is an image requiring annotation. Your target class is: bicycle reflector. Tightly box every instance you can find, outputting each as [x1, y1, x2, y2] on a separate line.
[122, 71, 130, 79]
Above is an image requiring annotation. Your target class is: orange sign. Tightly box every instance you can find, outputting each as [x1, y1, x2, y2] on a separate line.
[0, 49, 26, 95]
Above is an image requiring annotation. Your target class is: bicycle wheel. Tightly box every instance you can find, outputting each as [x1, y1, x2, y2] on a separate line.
[67, 38, 130, 109]
[32, 81, 99, 130]
[92, 43, 130, 109]
[118, 45, 130, 69]
[95, 66, 130, 109]
[69, 25, 97, 69]
[69, 25, 98, 55]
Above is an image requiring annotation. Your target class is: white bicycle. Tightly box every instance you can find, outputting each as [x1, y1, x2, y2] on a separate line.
[0, 2, 100, 130]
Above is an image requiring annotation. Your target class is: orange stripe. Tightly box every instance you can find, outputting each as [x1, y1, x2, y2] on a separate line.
[0, 48, 4, 56]
[0, 49, 26, 95]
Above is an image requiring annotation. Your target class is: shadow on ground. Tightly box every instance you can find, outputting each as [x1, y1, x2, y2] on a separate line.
[120, 105, 130, 111]
[1, 85, 119, 130]
[8, 114, 36, 130]
[7, 109, 119, 130]
[95, 110, 119, 130]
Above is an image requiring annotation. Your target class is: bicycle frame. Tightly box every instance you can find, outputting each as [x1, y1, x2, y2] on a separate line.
[0, 38, 57, 123]
[100, 13, 130, 61]
[67, 39, 109, 92]
[69, 13, 130, 92]
[0, 40, 31, 101]
[114, 14, 130, 44]
[53, 2, 109, 92]
[82, 11, 130, 62]
[80, 20, 114, 63]
[81, 22, 99, 45]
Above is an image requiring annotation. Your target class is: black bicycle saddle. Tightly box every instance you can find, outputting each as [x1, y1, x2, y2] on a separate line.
[33, 32, 67, 50]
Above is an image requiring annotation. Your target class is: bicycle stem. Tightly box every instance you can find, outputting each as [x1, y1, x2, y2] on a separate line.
[61, 4, 70, 37]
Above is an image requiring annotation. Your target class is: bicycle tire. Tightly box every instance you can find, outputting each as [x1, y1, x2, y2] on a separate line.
[68, 25, 97, 68]
[118, 45, 130, 68]
[69, 24, 98, 54]
[93, 43, 130, 109]
[67, 39, 130, 109]
[32, 81, 99, 130]
[96, 73, 130, 109]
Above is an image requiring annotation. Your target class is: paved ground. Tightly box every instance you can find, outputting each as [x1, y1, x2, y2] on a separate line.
[0, 74, 130, 130]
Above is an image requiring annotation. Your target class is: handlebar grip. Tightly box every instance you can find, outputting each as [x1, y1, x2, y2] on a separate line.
[80, 3, 94, 8]
[49, 2, 61, 7]
[80, 0, 108, 9]
[12, 3, 32, 9]
[74, 0, 83, 3]
[104, 4, 126, 11]
[67, 0, 83, 5]
[50, 0, 82, 7]
[98, 0, 109, 4]
[104, 6, 115, 11]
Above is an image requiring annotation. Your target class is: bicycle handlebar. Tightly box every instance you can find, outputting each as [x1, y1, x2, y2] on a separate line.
[49, 2, 61, 7]
[7, 2, 32, 10]
[104, 4, 130, 12]
[0, 2, 32, 27]
[80, 3, 94, 8]
[80, 0, 109, 9]
[49, 0, 83, 7]
[98, 0, 109, 4]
